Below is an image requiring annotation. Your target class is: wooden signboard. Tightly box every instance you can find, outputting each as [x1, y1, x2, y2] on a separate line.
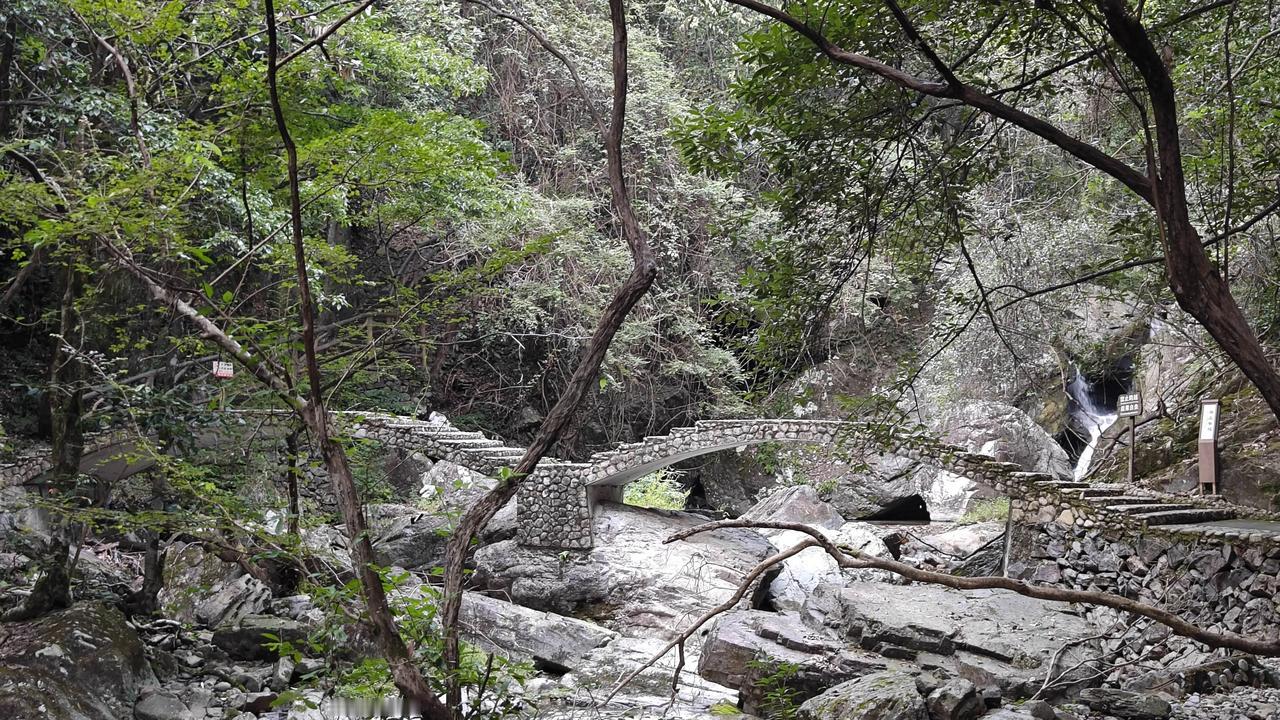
[1198, 398, 1220, 496]
[1118, 393, 1141, 482]
[1117, 393, 1141, 417]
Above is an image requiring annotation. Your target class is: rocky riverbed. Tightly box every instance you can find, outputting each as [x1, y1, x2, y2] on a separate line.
[2, 456, 1278, 720]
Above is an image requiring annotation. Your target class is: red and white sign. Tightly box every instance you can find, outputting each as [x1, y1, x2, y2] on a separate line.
[212, 361, 235, 379]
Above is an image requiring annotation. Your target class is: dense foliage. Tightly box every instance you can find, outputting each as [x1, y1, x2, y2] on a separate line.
[2, 0, 1279, 711]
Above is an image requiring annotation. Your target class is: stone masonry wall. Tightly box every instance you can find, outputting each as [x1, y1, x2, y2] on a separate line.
[1008, 496, 1280, 657]
[517, 466, 593, 549]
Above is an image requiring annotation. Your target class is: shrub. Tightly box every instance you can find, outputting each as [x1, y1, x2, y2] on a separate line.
[956, 497, 1009, 525]
[623, 468, 690, 510]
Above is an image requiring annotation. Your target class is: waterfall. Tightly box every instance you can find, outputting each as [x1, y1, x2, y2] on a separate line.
[1066, 370, 1118, 480]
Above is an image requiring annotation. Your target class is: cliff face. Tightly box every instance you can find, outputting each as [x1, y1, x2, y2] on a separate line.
[1080, 314, 1280, 513]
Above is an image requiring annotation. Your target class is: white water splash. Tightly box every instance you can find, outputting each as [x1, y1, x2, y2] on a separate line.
[1067, 371, 1118, 480]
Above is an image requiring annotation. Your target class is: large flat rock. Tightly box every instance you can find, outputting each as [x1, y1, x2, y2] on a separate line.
[473, 503, 775, 639]
[0, 602, 156, 720]
[802, 581, 1102, 699]
[458, 592, 617, 671]
[699, 609, 891, 714]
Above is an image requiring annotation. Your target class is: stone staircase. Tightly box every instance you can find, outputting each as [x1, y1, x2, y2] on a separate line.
[1037, 479, 1238, 526]
[347, 416, 544, 477]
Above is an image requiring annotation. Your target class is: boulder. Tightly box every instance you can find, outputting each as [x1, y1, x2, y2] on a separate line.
[796, 669, 928, 720]
[158, 542, 271, 627]
[768, 540, 844, 611]
[133, 689, 191, 720]
[742, 485, 846, 530]
[698, 610, 889, 714]
[541, 635, 738, 719]
[416, 459, 493, 513]
[367, 503, 452, 570]
[472, 502, 775, 637]
[0, 602, 156, 720]
[1078, 688, 1172, 720]
[800, 581, 1101, 700]
[924, 679, 984, 720]
[299, 524, 351, 572]
[936, 401, 1073, 481]
[458, 592, 617, 671]
[211, 615, 307, 661]
[920, 522, 1005, 559]
[766, 522, 892, 611]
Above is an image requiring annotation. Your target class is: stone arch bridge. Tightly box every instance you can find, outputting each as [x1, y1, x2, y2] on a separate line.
[352, 415, 1059, 548]
[3, 412, 1236, 549]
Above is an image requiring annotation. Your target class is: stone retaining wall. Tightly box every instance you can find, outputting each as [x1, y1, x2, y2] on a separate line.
[1008, 495, 1280, 654]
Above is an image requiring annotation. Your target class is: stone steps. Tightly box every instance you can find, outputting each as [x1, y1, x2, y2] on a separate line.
[1135, 508, 1237, 526]
[1036, 480, 1090, 490]
[1095, 496, 1167, 506]
[1073, 486, 1129, 498]
[1108, 503, 1199, 515]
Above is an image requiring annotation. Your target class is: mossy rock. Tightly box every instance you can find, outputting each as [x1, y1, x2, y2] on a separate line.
[797, 669, 927, 720]
[0, 602, 155, 719]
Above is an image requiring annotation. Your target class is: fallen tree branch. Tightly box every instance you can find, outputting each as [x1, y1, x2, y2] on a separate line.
[667, 519, 1280, 656]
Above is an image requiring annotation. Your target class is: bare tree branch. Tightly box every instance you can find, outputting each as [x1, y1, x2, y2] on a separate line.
[668, 519, 1280, 656]
[467, 0, 607, 138]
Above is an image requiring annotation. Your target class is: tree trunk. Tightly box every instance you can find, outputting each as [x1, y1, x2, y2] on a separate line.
[284, 428, 302, 536]
[126, 530, 165, 616]
[437, 2, 658, 714]
[311, 411, 450, 717]
[1097, 0, 1280, 421]
[4, 263, 83, 621]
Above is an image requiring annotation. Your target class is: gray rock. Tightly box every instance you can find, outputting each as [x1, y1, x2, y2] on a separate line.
[797, 669, 928, 720]
[458, 592, 617, 671]
[0, 602, 157, 720]
[159, 542, 271, 627]
[922, 522, 1006, 558]
[211, 615, 306, 661]
[544, 635, 739, 718]
[936, 401, 1073, 481]
[698, 610, 888, 713]
[742, 485, 846, 530]
[1021, 698, 1058, 720]
[416, 459, 493, 513]
[133, 690, 189, 720]
[473, 503, 775, 636]
[766, 522, 892, 611]
[269, 656, 295, 692]
[800, 581, 1101, 700]
[367, 503, 452, 570]
[925, 679, 984, 720]
[1078, 688, 1171, 719]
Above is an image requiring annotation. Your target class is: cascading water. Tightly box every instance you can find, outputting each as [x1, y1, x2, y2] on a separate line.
[1066, 370, 1119, 479]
